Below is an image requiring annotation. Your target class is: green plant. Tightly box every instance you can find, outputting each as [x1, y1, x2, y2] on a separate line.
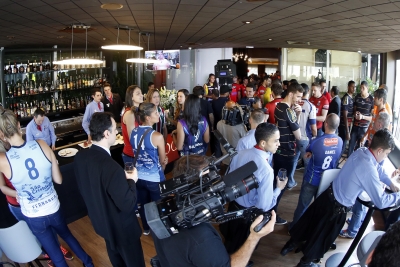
[355, 78, 378, 95]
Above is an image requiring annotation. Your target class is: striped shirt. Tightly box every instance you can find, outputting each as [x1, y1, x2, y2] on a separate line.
[274, 102, 299, 157]
[340, 93, 354, 127]
[353, 94, 374, 127]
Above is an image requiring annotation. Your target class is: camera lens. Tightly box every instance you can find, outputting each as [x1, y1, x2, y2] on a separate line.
[223, 175, 258, 202]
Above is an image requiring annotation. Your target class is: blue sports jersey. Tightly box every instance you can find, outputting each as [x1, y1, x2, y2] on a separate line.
[303, 134, 343, 186]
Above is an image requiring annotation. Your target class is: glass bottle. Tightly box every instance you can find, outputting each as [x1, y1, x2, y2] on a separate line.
[13, 62, 18, 74]
[26, 60, 30, 73]
[7, 62, 12, 74]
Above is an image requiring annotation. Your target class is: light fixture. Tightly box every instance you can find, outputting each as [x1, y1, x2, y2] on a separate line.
[53, 24, 103, 65]
[268, 38, 272, 41]
[126, 33, 157, 64]
[232, 48, 251, 63]
[101, 26, 143, 51]
[243, 21, 252, 24]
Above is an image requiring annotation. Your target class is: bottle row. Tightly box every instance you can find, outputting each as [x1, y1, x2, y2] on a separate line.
[7, 92, 93, 119]
[5, 73, 108, 98]
[4, 58, 106, 75]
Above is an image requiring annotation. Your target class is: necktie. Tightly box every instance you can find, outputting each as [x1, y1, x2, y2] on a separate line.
[98, 102, 101, 111]
[37, 125, 42, 131]
[109, 96, 113, 104]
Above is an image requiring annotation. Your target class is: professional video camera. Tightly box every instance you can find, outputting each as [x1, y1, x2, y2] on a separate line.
[145, 132, 271, 239]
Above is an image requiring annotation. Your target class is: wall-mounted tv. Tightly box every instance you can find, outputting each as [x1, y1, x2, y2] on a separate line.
[144, 50, 180, 71]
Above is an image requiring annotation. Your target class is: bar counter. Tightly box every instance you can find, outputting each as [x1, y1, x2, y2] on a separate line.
[54, 141, 124, 224]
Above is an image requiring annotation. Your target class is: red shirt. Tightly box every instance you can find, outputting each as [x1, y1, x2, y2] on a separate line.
[240, 84, 246, 98]
[309, 95, 329, 129]
[323, 91, 332, 103]
[121, 107, 139, 157]
[230, 83, 240, 102]
[3, 176, 19, 206]
[265, 98, 283, 124]
[256, 85, 266, 98]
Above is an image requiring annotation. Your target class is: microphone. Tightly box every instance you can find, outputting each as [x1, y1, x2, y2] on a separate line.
[223, 161, 257, 187]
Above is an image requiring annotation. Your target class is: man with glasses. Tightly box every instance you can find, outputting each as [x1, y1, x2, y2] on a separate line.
[82, 87, 103, 143]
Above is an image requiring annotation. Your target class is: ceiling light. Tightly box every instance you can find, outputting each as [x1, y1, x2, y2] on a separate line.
[243, 21, 252, 24]
[268, 38, 272, 41]
[246, 46, 254, 48]
[377, 38, 382, 41]
[102, 26, 142, 51]
[53, 24, 103, 65]
[100, 3, 123, 10]
[126, 33, 157, 64]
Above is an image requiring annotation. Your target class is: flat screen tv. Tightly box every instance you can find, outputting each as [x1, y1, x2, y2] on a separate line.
[144, 50, 180, 70]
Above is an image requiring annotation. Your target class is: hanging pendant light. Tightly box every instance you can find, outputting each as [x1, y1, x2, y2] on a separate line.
[126, 32, 157, 63]
[102, 26, 143, 51]
[53, 24, 103, 65]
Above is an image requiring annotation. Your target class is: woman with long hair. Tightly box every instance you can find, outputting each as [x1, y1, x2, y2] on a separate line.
[203, 73, 219, 100]
[121, 85, 143, 164]
[145, 88, 168, 142]
[0, 109, 93, 267]
[173, 89, 189, 124]
[131, 103, 167, 235]
[173, 94, 210, 156]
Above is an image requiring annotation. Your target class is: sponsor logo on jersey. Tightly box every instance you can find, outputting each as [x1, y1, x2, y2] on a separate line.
[286, 108, 297, 123]
[324, 138, 338, 147]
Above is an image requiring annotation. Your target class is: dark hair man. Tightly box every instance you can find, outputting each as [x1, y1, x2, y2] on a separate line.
[369, 221, 400, 267]
[281, 129, 400, 267]
[25, 108, 57, 150]
[265, 83, 283, 124]
[309, 82, 329, 136]
[82, 87, 103, 143]
[347, 81, 374, 157]
[220, 123, 287, 255]
[230, 76, 240, 102]
[290, 114, 342, 230]
[239, 77, 249, 100]
[236, 109, 266, 152]
[282, 79, 297, 98]
[255, 76, 272, 105]
[273, 82, 304, 224]
[319, 79, 331, 103]
[74, 112, 145, 267]
[338, 80, 356, 161]
[102, 83, 124, 122]
[238, 83, 256, 106]
[294, 83, 317, 170]
[328, 86, 340, 117]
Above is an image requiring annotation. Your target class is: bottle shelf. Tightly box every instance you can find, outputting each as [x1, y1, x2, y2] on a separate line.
[5, 86, 99, 99]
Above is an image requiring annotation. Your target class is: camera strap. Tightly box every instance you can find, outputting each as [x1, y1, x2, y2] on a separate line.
[132, 128, 152, 167]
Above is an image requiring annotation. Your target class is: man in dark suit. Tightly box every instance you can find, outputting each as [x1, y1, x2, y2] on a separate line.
[328, 86, 341, 117]
[102, 83, 124, 122]
[74, 112, 145, 267]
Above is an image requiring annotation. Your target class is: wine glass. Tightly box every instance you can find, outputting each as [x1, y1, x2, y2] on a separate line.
[125, 162, 134, 174]
[278, 168, 287, 181]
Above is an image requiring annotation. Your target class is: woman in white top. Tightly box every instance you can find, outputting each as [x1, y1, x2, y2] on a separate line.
[0, 109, 93, 267]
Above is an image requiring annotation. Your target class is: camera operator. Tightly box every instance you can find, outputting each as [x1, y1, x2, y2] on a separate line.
[217, 101, 248, 167]
[220, 123, 287, 255]
[151, 155, 277, 267]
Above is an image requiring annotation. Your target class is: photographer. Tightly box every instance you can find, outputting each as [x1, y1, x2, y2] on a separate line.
[220, 123, 287, 255]
[152, 155, 277, 267]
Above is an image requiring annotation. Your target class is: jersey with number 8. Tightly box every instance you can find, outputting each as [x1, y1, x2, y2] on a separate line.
[304, 134, 343, 186]
[6, 140, 59, 217]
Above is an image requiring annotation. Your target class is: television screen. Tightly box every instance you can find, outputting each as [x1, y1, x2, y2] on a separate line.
[144, 50, 180, 70]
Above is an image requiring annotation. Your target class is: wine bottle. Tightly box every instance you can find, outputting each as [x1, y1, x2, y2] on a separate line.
[26, 60, 30, 73]
[21, 83, 25, 95]
[7, 62, 12, 74]
[33, 60, 37, 72]
[39, 83, 43, 93]
[39, 59, 43, 72]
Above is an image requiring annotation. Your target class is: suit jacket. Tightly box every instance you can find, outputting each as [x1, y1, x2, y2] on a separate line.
[328, 95, 341, 117]
[74, 145, 142, 249]
[102, 93, 124, 122]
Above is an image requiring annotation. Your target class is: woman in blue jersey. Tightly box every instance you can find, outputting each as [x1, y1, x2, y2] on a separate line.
[0, 109, 93, 267]
[173, 94, 210, 157]
[130, 103, 167, 235]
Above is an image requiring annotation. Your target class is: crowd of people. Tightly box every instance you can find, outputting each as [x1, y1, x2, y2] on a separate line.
[0, 72, 400, 267]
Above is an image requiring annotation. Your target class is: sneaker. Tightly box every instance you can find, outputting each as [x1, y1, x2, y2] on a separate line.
[47, 260, 55, 267]
[60, 246, 74, 261]
[287, 182, 298, 190]
[275, 216, 287, 225]
[339, 230, 355, 239]
[143, 230, 151, 235]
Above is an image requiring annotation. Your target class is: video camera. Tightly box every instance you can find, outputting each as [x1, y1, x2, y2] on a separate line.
[145, 133, 270, 239]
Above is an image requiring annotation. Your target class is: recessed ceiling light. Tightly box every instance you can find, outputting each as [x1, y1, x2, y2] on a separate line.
[243, 21, 252, 24]
[246, 46, 254, 48]
[268, 38, 272, 41]
[377, 38, 382, 41]
[101, 3, 123, 10]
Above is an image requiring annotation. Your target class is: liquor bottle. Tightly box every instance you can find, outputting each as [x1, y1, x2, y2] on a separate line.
[19, 63, 25, 73]
[33, 60, 37, 72]
[31, 101, 37, 115]
[46, 100, 51, 113]
[7, 82, 12, 97]
[45, 60, 51, 71]
[38, 83, 43, 93]
[26, 102, 31, 117]
[26, 60, 30, 73]
[80, 96, 84, 108]
[21, 83, 25, 95]
[30, 81, 34, 95]
[13, 62, 17, 74]
[7, 62, 12, 74]
[17, 103, 21, 118]
[17, 83, 21, 97]
[20, 104, 25, 118]
[13, 103, 17, 116]
[66, 78, 70, 90]
[13, 81, 17, 97]
[39, 59, 43, 72]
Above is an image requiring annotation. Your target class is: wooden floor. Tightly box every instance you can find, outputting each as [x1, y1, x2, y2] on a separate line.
[2, 166, 385, 267]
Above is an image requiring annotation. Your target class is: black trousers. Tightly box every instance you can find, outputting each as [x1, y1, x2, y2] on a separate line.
[105, 238, 145, 267]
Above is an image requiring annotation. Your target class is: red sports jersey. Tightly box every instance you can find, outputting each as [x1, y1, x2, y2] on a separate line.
[230, 83, 240, 102]
[265, 98, 283, 124]
[309, 95, 329, 129]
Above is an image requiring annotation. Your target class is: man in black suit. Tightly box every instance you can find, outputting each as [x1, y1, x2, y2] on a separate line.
[328, 86, 341, 117]
[74, 112, 145, 267]
[102, 83, 124, 122]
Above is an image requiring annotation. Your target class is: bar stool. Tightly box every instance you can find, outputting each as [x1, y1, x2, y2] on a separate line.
[325, 192, 398, 267]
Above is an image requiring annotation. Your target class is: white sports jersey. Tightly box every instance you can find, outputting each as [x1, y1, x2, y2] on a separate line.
[298, 99, 317, 139]
[6, 140, 59, 217]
